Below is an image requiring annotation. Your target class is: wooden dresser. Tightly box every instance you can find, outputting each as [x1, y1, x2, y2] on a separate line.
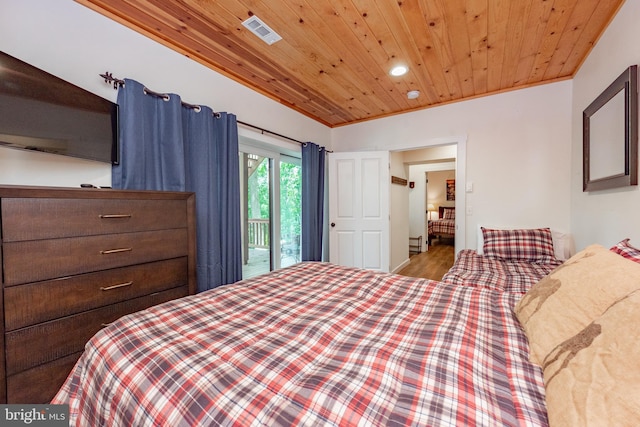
[0, 185, 197, 403]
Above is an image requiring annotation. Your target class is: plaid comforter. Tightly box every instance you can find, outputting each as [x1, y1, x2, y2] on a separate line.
[428, 219, 456, 236]
[442, 249, 562, 294]
[53, 262, 548, 426]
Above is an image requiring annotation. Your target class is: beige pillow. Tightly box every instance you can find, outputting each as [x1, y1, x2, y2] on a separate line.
[543, 290, 640, 426]
[514, 244, 640, 365]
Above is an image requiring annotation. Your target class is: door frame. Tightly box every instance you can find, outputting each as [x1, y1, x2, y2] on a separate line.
[392, 135, 467, 255]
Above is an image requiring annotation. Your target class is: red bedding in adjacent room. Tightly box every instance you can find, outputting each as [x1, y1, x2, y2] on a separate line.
[53, 262, 548, 426]
[428, 218, 456, 237]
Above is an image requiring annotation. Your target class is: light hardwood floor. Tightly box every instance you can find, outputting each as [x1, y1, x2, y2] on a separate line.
[397, 242, 455, 281]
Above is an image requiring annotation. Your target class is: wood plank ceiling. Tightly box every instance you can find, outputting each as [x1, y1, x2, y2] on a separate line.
[77, 0, 624, 127]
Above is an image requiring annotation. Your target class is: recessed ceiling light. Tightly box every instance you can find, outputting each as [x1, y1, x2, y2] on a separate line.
[390, 65, 408, 76]
[407, 90, 420, 99]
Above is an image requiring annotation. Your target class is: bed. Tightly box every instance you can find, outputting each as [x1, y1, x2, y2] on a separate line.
[52, 228, 640, 426]
[441, 227, 566, 293]
[442, 249, 562, 294]
[427, 206, 455, 245]
[53, 261, 549, 426]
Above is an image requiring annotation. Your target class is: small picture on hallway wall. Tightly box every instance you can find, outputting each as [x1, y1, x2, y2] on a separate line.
[446, 179, 455, 201]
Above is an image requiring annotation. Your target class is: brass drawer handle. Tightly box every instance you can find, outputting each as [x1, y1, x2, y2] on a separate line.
[99, 214, 132, 219]
[100, 247, 133, 255]
[100, 281, 133, 291]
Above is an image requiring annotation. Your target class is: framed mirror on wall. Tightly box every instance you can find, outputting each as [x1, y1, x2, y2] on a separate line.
[583, 64, 638, 192]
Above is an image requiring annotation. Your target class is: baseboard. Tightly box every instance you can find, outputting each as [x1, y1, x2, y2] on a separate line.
[392, 258, 411, 273]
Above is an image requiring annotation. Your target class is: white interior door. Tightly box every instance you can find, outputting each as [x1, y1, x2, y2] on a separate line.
[328, 151, 389, 271]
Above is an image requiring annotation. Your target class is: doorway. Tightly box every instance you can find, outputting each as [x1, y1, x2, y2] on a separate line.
[399, 163, 457, 281]
[391, 139, 464, 278]
[391, 136, 466, 260]
[240, 147, 302, 279]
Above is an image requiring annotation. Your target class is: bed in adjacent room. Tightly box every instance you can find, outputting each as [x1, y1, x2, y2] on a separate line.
[52, 226, 640, 426]
[427, 206, 455, 245]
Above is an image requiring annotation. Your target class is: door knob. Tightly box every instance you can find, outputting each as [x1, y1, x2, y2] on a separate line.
[331, 222, 336, 227]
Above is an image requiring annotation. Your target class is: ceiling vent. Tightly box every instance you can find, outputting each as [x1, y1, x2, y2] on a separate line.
[242, 16, 282, 45]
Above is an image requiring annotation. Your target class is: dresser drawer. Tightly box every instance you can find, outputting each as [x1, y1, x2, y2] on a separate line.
[3, 228, 188, 285]
[1, 197, 188, 242]
[7, 352, 80, 404]
[5, 286, 189, 376]
[4, 257, 189, 330]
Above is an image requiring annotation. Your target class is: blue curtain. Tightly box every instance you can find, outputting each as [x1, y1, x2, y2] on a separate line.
[301, 142, 326, 261]
[113, 78, 242, 291]
[112, 80, 185, 191]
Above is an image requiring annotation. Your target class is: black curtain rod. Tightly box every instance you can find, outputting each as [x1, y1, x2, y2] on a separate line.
[237, 120, 304, 145]
[237, 121, 332, 152]
[100, 72, 125, 89]
[99, 71, 330, 151]
[100, 72, 219, 116]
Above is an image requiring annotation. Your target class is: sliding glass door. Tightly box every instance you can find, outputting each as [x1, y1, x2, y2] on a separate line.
[240, 148, 300, 279]
[279, 156, 301, 268]
[240, 151, 271, 278]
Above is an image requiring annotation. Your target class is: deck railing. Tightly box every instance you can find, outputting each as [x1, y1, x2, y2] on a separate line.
[248, 218, 269, 248]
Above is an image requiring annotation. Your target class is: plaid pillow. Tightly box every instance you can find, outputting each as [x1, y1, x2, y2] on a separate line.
[482, 227, 556, 262]
[610, 239, 640, 264]
[443, 208, 455, 220]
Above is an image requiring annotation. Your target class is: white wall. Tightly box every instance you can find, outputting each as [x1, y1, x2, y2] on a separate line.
[408, 167, 427, 250]
[427, 170, 456, 211]
[0, 0, 330, 187]
[571, 0, 640, 251]
[389, 152, 409, 272]
[332, 81, 573, 250]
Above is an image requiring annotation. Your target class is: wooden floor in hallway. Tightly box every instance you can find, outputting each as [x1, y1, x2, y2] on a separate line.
[397, 242, 455, 282]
